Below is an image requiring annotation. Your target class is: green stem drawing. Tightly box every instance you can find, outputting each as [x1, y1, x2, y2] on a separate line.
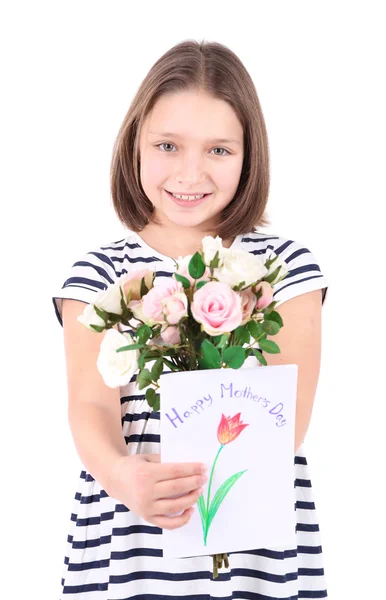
[204, 444, 224, 545]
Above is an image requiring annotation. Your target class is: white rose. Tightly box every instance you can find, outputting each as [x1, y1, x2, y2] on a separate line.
[96, 329, 139, 388]
[77, 282, 124, 331]
[77, 303, 106, 331]
[201, 235, 226, 267]
[215, 249, 268, 288]
[265, 252, 289, 285]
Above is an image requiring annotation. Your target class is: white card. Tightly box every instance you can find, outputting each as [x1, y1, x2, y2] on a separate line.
[160, 364, 298, 558]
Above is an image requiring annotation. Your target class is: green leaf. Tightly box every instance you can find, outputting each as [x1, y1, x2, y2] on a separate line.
[188, 252, 206, 279]
[209, 250, 221, 270]
[266, 310, 283, 327]
[264, 265, 282, 285]
[137, 324, 152, 344]
[146, 387, 156, 406]
[151, 357, 164, 381]
[94, 305, 109, 322]
[213, 333, 230, 349]
[206, 470, 247, 533]
[89, 324, 106, 333]
[152, 394, 160, 412]
[140, 276, 149, 297]
[250, 348, 267, 366]
[174, 273, 191, 289]
[258, 338, 281, 354]
[246, 320, 263, 339]
[222, 346, 246, 368]
[200, 339, 221, 369]
[233, 325, 250, 345]
[232, 281, 246, 292]
[162, 358, 180, 371]
[137, 368, 153, 390]
[261, 319, 281, 336]
[116, 343, 144, 353]
[197, 494, 207, 539]
[196, 280, 208, 290]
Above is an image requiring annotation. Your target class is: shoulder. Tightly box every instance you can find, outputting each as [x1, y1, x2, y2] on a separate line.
[239, 228, 329, 308]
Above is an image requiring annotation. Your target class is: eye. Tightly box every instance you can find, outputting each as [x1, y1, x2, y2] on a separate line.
[210, 147, 230, 156]
[156, 143, 230, 156]
[157, 143, 177, 152]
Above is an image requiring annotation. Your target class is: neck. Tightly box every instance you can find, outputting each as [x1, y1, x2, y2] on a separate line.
[138, 222, 234, 259]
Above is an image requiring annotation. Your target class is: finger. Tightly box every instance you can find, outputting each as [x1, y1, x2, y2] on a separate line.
[155, 461, 208, 483]
[152, 507, 195, 530]
[155, 473, 207, 500]
[155, 486, 203, 515]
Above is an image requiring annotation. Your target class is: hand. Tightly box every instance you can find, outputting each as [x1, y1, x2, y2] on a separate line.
[108, 453, 208, 530]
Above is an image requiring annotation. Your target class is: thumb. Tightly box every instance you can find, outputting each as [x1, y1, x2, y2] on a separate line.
[142, 453, 161, 463]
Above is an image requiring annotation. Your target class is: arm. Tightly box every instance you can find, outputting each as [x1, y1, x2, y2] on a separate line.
[62, 299, 129, 495]
[261, 289, 323, 454]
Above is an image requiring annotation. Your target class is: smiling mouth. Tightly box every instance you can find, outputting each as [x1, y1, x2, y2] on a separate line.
[165, 190, 212, 201]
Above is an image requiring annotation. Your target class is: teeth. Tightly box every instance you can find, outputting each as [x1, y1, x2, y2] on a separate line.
[171, 192, 205, 201]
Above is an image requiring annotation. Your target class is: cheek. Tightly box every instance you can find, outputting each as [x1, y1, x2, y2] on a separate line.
[141, 152, 169, 186]
[214, 158, 243, 191]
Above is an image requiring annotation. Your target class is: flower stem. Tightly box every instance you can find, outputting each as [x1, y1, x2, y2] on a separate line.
[204, 444, 224, 545]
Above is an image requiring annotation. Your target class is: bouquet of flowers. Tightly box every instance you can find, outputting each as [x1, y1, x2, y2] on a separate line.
[78, 235, 289, 577]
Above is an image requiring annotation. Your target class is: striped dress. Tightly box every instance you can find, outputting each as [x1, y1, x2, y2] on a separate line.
[53, 229, 329, 599]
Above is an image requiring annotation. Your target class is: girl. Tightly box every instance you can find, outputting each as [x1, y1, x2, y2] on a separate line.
[53, 40, 329, 599]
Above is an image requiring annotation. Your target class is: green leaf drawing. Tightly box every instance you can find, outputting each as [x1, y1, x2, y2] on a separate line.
[197, 494, 207, 539]
[206, 470, 247, 535]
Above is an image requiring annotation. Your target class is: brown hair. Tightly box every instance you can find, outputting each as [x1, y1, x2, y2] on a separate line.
[110, 39, 271, 239]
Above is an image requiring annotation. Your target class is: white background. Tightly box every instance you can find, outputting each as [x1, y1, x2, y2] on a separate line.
[1, 1, 385, 598]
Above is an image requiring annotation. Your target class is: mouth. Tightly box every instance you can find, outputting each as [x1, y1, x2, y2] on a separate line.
[165, 190, 212, 207]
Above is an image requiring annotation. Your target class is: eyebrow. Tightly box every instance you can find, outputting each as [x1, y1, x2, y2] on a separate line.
[148, 131, 241, 146]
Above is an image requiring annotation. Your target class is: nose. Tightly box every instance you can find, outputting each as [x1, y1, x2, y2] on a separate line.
[175, 150, 207, 187]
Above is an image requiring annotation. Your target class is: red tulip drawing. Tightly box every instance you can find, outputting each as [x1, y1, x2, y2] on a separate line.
[197, 413, 249, 546]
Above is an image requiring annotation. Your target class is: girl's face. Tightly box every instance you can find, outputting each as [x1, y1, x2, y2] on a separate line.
[138, 89, 244, 234]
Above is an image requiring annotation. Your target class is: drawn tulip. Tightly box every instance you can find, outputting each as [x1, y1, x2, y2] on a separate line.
[217, 413, 249, 445]
[197, 412, 249, 551]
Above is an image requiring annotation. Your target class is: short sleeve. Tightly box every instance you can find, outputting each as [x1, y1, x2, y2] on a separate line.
[269, 239, 329, 308]
[52, 247, 117, 327]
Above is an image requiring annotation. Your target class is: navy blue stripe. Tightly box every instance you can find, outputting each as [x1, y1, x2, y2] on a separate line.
[124, 434, 160, 444]
[73, 259, 115, 284]
[110, 566, 298, 585]
[62, 582, 108, 593]
[296, 501, 316, 510]
[242, 235, 280, 243]
[112, 254, 162, 264]
[117, 595, 300, 600]
[274, 274, 325, 298]
[297, 545, 323, 554]
[295, 479, 312, 488]
[123, 411, 160, 422]
[296, 523, 320, 533]
[100, 239, 137, 250]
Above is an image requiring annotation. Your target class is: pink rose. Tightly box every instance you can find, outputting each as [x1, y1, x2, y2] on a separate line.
[191, 281, 243, 336]
[160, 325, 181, 345]
[239, 289, 256, 325]
[121, 269, 154, 301]
[142, 279, 188, 325]
[254, 281, 274, 310]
